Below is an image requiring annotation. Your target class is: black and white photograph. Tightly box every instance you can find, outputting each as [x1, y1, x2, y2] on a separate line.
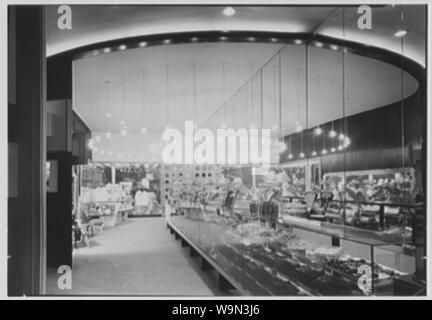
[2, 0, 431, 303]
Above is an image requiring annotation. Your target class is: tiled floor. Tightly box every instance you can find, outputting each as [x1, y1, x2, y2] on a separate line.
[46, 217, 225, 296]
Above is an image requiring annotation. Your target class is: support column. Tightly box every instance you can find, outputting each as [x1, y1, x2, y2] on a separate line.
[8, 5, 46, 296]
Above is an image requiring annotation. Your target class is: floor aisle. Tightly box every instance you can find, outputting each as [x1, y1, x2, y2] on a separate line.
[46, 217, 223, 296]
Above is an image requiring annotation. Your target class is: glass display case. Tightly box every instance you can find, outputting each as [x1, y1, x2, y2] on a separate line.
[169, 163, 425, 296]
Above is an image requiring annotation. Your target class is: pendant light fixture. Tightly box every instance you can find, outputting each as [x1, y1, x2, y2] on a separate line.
[95, 86, 101, 142]
[341, 8, 352, 152]
[271, 64, 278, 132]
[341, 7, 348, 226]
[314, 73, 322, 136]
[141, 70, 147, 134]
[121, 75, 127, 136]
[278, 52, 283, 139]
[295, 68, 303, 132]
[192, 63, 198, 128]
[105, 80, 112, 138]
[166, 66, 170, 127]
[302, 42, 309, 159]
[329, 122, 337, 138]
[330, 118, 336, 152]
[321, 133, 327, 155]
[250, 63, 256, 129]
[311, 135, 317, 157]
[260, 67, 264, 131]
[399, 6, 406, 200]
[221, 62, 227, 128]
[329, 80, 337, 138]
[288, 135, 293, 159]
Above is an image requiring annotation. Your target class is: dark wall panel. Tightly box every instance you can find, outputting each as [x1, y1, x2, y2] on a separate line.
[47, 53, 72, 101]
[8, 5, 46, 296]
[281, 91, 423, 173]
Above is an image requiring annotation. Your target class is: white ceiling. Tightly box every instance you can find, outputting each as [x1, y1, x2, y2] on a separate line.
[73, 42, 284, 133]
[73, 42, 419, 163]
[47, 5, 426, 66]
[63, 5, 424, 163]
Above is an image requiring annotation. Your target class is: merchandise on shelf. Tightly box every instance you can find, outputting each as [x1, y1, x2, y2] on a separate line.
[322, 168, 418, 205]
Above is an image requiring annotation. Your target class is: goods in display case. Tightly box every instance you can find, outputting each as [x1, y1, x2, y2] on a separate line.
[322, 168, 418, 204]
[254, 165, 306, 197]
[170, 208, 413, 296]
[168, 160, 424, 295]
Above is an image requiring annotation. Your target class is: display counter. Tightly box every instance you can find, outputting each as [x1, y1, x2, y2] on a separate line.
[169, 204, 423, 296]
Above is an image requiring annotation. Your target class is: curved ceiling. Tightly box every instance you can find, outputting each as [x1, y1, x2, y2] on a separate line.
[73, 42, 419, 162]
[47, 5, 426, 66]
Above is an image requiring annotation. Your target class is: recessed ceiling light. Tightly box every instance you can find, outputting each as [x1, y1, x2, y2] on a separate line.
[270, 37, 278, 43]
[220, 36, 227, 41]
[163, 39, 171, 44]
[394, 29, 408, 37]
[247, 37, 256, 42]
[330, 44, 339, 51]
[139, 41, 147, 47]
[119, 45, 127, 50]
[103, 48, 111, 53]
[190, 37, 199, 42]
[294, 39, 303, 45]
[223, 7, 236, 17]
[314, 42, 323, 48]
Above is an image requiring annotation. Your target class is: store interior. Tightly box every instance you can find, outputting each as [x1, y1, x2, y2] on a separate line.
[37, 5, 427, 296]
